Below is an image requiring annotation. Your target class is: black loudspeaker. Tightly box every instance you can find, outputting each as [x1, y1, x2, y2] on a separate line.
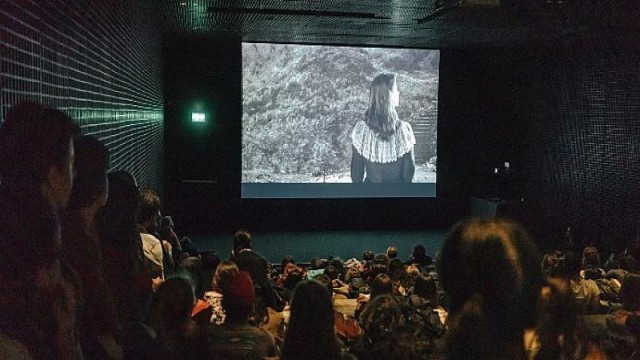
[470, 197, 524, 219]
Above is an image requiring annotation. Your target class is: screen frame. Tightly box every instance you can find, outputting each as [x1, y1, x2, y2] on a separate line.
[240, 41, 440, 199]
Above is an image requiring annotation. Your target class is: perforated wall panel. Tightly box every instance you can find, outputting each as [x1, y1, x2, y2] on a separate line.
[1, 0, 164, 190]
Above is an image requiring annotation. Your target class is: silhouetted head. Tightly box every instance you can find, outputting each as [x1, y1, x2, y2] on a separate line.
[282, 280, 339, 360]
[386, 246, 398, 259]
[222, 271, 255, 323]
[212, 261, 239, 294]
[280, 255, 295, 274]
[437, 218, 545, 360]
[99, 170, 139, 227]
[150, 276, 195, 338]
[582, 246, 601, 268]
[363, 250, 375, 262]
[0, 102, 79, 210]
[137, 188, 161, 233]
[413, 274, 438, 305]
[66, 135, 110, 211]
[371, 273, 393, 300]
[232, 229, 252, 256]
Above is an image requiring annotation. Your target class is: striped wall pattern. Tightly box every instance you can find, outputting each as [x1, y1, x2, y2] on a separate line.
[1, 0, 164, 190]
[513, 32, 640, 245]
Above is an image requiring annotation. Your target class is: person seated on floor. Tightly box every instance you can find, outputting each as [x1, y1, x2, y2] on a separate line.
[621, 243, 640, 274]
[157, 215, 180, 276]
[387, 245, 399, 260]
[61, 135, 122, 358]
[282, 264, 306, 304]
[281, 280, 354, 360]
[360, 250, 375, 280]
[324, 264, 350, 299]
[564, 251, 603, 314]
[306, 257, 328, 280]
[137, 188, 166, 281]
[125, 276, 210, 360]
[532, 276, 594, 360]
[275, 257, 306, 291]
[389, 258, 412, 296]
[366, 260, 389, 287]
[355, 273, 394, 319]
[176, 256, 213, 330]
[407, 244, 433, 267]
[279, 256, 295, 276]
[350, 294, 405, 360]
[207, 271, 278, 360]
[229, 229, 252, 263]
[205, 260, 239, 325]
[369, 324, 440, 360]
[234, 238, 284, 316]
[329, 256, 346, 278]
[343, 260, 364, 297]
[581, 246, 607, 280]
[600, 273, 640, 360]
[541, 250, 565, 279]
[409, 274, 448, 328]
[608, 273, 640, 340]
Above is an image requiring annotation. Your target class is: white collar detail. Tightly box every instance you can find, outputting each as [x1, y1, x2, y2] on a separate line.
[351, 120, 415, 163]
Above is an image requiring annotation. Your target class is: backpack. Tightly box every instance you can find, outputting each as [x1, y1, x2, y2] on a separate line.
[401, 295, 445, 339]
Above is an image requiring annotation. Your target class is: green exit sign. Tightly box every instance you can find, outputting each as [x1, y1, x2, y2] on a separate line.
[191, 112, 205, 123]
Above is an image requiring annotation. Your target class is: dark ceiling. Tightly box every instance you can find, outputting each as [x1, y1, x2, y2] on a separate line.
[157, 0, 640, 48]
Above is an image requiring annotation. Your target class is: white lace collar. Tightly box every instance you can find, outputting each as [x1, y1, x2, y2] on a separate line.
[351, 120, 415, 163]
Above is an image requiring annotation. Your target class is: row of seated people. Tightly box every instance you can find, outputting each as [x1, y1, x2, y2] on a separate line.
[0, 102, 639, 359]
[119, 222, 640, 359]
[183, 227, 640, 360]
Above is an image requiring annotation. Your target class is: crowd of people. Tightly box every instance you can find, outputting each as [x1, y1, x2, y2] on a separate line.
[1, 102, 639, 359]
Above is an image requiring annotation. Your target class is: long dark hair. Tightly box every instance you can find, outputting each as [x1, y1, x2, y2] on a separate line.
[281, 280, 341, 360]
[437, 218, 545, 360]
[364, 73, 399, 139]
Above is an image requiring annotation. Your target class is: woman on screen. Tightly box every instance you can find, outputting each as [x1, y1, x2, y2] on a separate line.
[351, 73, 416, 183]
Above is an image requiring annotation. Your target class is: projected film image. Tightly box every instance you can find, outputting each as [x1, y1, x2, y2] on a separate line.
[242, 43, 439, 198]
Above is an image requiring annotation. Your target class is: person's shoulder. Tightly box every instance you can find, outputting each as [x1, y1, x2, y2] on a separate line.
[140, 232, 161, 243]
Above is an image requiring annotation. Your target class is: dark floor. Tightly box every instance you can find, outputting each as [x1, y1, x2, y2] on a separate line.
[189, 230, 448, 264]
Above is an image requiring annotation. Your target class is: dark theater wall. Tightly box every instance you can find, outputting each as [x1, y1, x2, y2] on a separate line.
[516, 33, 640, 250]
[461, 33, 640, 250]
[1, 0, 164, 190]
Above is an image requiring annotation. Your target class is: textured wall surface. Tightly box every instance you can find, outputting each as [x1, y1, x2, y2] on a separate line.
[522, 33, 640, 248]
[1, 0, 164, 190]
[477, 33, 640, 248]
